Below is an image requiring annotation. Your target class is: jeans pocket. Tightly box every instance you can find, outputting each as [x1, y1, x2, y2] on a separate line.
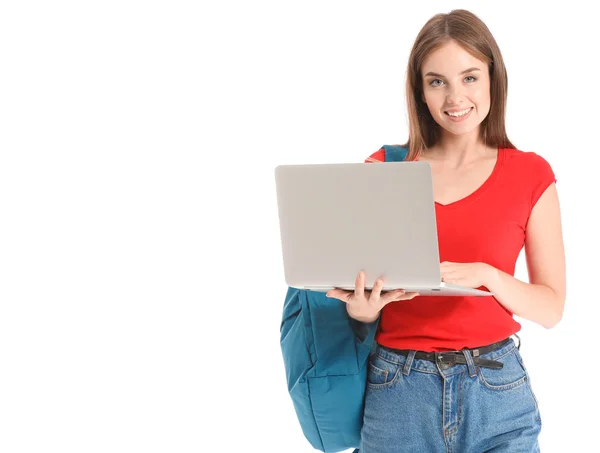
[513, 348, 543, 422]
[477, 349, 528, 391]
[367, 354, 401, 389]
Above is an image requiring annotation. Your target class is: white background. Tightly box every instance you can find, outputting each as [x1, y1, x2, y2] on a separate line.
[0, 1, 597, 452]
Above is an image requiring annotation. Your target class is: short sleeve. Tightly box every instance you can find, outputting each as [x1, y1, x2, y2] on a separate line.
[530, 153, 557, 208]
[365, 148, 385, 163]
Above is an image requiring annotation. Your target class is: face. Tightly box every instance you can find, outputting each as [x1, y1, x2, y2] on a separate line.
[421, 40, 491, 138]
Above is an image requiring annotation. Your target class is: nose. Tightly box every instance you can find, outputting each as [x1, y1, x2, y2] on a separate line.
[446, 85, 465, 105]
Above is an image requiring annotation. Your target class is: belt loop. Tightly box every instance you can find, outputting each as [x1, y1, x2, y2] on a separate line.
[403, 350, 416, 376]
[513, 333, 521, 350]
[462, 348, 478, 377]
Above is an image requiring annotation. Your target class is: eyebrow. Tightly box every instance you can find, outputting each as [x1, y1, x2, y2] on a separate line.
[424, 67, 482, 78]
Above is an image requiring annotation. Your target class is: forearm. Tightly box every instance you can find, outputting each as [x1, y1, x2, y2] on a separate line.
[485, 266, 564, 329]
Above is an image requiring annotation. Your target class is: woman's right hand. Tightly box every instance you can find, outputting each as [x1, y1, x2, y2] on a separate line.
[326, 271, 419, 323]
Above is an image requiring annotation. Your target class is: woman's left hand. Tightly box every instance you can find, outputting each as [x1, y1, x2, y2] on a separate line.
[440, 261, 495, 289]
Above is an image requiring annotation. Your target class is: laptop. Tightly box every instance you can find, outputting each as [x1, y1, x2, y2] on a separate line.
[274, 161, 493, 297]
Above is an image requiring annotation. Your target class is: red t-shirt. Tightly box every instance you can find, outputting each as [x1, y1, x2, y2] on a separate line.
[365, 147, 556, 352]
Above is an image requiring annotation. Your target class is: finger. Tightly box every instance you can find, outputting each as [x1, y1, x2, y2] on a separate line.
[371, 278, 385, 299]
[354, 271, 365, 299]
[381, 291, 419, 307]
[326, 289, 353, 303]
[380, 289, 406, 305]
[440, 269, 459, 279]
[391, 292, 420, 302]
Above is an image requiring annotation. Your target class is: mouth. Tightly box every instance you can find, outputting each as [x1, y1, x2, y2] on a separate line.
[444, 107, 473, 121]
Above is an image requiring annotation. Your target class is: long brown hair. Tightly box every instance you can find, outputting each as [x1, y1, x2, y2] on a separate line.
[400, 9, 516, 161]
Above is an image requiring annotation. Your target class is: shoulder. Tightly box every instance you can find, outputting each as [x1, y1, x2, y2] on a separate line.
[502, 147, 555, 175]
[365, 147, 385, 163]
[501, 147, 557, 207]
[364, 145, 408, 163]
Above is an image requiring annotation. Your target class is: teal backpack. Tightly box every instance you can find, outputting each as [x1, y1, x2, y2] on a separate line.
[279, 145, 408, 453]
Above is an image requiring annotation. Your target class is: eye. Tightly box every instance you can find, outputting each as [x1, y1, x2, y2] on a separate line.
[429, 79, 444, 87]
[465, 75, 477, 82]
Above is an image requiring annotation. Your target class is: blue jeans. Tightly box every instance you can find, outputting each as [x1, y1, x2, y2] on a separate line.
[357, 338, 542, 453]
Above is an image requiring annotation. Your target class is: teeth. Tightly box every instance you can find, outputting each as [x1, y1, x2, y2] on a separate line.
[446, 108, 471, 117]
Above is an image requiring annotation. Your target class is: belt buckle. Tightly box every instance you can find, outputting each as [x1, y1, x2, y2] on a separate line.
[436, 351, 504, 371]
[436, 353, 458, 370]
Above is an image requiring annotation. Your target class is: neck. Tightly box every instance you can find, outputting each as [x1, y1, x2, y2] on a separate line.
[424, 130, 493, 166]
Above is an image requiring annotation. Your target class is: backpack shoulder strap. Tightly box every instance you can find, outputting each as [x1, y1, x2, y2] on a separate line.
[381, 145, 408, 162]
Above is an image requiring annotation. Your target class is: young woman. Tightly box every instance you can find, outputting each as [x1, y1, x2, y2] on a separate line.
[326, 9, 565, 453]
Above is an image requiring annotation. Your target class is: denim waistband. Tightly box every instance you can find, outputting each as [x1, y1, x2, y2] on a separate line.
[374, 336, 519, 377]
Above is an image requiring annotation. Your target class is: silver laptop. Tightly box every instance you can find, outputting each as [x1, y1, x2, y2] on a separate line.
[274, 161, 492, 297]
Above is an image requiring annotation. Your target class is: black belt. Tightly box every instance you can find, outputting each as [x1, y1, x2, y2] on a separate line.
[381, 337, 511, 370]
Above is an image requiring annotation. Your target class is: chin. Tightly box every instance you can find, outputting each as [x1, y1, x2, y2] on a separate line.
[439, 119, 483, 134]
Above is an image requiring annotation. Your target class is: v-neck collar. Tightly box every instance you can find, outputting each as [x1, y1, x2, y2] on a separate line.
[433, 147, 504, 209]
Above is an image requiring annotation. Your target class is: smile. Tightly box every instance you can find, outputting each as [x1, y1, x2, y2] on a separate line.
[444, 107, 473, 122]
